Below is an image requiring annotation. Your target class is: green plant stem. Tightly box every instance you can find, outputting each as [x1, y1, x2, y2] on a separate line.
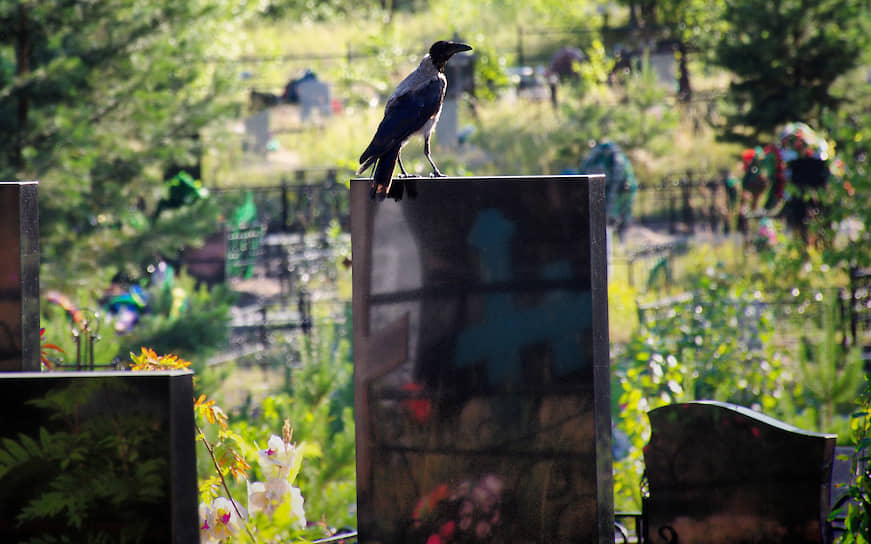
[196, 422, 259, 544]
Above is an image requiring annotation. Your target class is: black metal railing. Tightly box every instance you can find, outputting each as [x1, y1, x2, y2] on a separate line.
[211, 169, 351, 235]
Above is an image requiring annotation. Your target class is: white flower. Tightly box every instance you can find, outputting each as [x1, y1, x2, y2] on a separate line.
[247, 479, 306, 529]
[199, 502, 218, 544]
[248, 478, 291, 517]
[258, 434, 297, 478]
[202, 496, 246, 543]
[840, 217, 864, 241]
[834, 216, 866, 249]
[288, 485, 306, 530]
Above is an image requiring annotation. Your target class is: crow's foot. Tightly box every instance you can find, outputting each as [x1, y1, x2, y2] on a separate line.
[429, 170, 447, 178]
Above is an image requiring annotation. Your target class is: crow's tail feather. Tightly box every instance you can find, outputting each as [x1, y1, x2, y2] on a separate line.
[371, 145, 400, 200]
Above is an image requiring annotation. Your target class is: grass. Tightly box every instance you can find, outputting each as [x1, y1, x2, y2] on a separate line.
[201, 2, 743, 186]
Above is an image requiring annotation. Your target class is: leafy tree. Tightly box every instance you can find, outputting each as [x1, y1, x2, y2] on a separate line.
[712, 0, 871, 144]
[556, 51, 678, 162]
[615, 0, 726, 101]
[819, 67, 871, 273]
[0, 1, 243, 291]
[256, 0, 387, 20]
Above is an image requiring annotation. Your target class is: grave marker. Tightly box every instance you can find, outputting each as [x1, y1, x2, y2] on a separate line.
[0, 181, 39, 371]
[351, 175, 612, 543]
[297, 79, 331, 122]
[644, 401, 837, 544]
[0, 371, 199, 542]
[244, 109, 270, 154]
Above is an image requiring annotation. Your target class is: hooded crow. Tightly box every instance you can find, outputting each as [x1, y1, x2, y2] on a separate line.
[358, 40, 472, 200]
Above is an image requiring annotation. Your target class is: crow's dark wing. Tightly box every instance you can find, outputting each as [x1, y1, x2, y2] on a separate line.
[359, 78, 445, 170]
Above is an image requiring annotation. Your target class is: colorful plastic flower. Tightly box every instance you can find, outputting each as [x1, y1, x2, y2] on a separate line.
[759, 218, 778, 246]
[39, 328, 63, 369]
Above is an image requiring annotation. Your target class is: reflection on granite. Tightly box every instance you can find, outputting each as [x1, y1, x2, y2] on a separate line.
[352, 176, 612, 543]
[0, 371, 199, 542]
[0, 182, 39, 371]
[644, 401, 837, 544]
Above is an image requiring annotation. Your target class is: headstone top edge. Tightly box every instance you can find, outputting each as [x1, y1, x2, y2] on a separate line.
[650, 400, 838, 439]
[349, 174, 605, 182]
[0, 370, 194, 378]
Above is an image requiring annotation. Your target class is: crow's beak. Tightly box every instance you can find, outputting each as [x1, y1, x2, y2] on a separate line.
[449, 42, 473, 55]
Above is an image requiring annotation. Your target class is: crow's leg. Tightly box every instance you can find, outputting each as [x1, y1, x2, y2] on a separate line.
[424, 133, 445, 177]
[397, 154, 413, 178]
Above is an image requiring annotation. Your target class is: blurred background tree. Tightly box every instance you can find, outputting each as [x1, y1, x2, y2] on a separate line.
[0, 1, 242, 292]
[614, 0, 726, 101]
[713, 0, 871, 144]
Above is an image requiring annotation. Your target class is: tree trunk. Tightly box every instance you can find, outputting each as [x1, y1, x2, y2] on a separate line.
[14, 4, 31, 171]
[677, 40, 692, 103]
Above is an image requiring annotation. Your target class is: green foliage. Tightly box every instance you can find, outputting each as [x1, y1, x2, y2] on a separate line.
[556, 53, 679, 164]
[220, 321, 357, 530]
[471, 45, 510, 102]
[713, 0, 871, 143]
[0, 0, 247, 295]
[838, 377, 871, 543]
[115, 270, 235, 363]
[38, 267, 233, 367]
[820, 68, 871, 273]
[255, 0, 386, 21]
[613, 265, 789, 509]
[40, 302, 122, 368]
[793, 297, 865, 432]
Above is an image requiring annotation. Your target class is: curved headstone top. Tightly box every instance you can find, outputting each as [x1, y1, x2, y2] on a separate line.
[644, 400, 837, 544]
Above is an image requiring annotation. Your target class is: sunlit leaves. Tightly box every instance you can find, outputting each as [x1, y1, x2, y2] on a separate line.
[129, 347, 193, 371]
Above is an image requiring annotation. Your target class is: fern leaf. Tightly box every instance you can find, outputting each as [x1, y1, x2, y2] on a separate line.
[2, 437, 30, 463]
[0, 447, 14, 466]
[18, 433, 42, 457]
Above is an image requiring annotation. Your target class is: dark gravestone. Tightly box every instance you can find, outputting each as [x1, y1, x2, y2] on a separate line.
[0, 371, 199, 543]
[351, 176, 613, 544]
[643, 401, 837, 544]
[0, 181, 39, 371]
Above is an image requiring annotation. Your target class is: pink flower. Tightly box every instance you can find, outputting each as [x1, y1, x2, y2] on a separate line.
[475, 520, 492, 539]
[439, 521, 456, 540]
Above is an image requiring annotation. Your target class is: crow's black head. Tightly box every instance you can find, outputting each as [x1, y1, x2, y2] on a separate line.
[428, 40, 472, 72]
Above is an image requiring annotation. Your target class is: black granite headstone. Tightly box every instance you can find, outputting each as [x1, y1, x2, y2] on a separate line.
[0, 181, 39, 372]
[0, 371, 199, 542]
[351, 176, 612, 544]
[643, 401, 837, 544]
